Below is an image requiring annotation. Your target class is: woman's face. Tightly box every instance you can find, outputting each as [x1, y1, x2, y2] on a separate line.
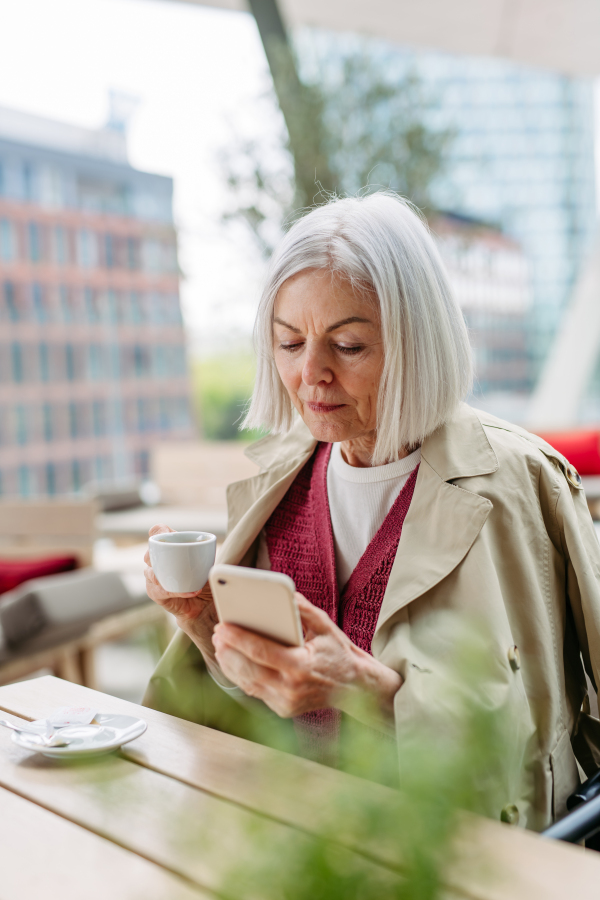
[273, 268, 384, 447]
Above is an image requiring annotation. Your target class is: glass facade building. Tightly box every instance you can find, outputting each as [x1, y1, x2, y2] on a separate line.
[0, 106, 193, 497]
[415, 51, 597, 393]
[303, 33, 597, 409]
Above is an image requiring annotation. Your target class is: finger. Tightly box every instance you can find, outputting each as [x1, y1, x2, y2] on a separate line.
[213, 622, 303, 671]
[215, 643, 283, 700]
[296, 595, 335, 634]
[148, 523, 175, 537]
[144, 566, 202, 599]
[143, 550, 150, 566]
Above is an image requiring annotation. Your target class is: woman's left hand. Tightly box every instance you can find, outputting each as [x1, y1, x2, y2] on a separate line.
[211, 594, 402, 720]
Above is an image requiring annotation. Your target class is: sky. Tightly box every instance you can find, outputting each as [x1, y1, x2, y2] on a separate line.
[0, 0, 276, 356]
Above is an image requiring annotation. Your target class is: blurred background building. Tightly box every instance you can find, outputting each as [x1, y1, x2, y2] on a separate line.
[431, 212, 532, 403]
[296, 33, 597, 421]
[416, 50, 596, 411]
[0, 104, 194, 498]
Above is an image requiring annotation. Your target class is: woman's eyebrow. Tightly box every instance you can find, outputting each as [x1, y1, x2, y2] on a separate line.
[273, 317, 302, 333]
[325, 316, 371, 332]
[273, 316, 372, 333]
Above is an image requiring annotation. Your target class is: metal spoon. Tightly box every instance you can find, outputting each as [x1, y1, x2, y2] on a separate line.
[0, 718, 70, 747]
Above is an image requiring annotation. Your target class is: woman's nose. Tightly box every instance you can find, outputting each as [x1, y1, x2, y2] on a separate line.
[301, 346, 333, 386]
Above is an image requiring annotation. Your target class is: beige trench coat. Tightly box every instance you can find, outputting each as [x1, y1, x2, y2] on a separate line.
[144, 403, 600, 829]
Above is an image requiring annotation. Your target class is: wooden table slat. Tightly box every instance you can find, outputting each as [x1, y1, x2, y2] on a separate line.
[0, 785, 209, 900]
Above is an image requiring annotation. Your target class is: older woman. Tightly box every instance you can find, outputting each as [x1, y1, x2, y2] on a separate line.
[144, 193, 600, 829]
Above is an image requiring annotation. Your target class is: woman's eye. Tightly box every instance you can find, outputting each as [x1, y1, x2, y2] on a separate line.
[335, 345, 363, 355]
[280, 342, 303, 353]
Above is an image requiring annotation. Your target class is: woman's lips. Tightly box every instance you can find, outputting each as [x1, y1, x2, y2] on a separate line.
[305, 402, 346, 413]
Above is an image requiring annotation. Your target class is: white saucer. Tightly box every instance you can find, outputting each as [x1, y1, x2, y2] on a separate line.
[11, 713, 147, 759]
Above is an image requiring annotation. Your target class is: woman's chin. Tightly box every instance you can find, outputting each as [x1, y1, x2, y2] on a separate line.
[301, 412, 355, 444]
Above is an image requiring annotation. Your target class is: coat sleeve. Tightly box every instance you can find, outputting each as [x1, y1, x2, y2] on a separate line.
[543, 460, 600, 774]
[548, 464, 600, 692]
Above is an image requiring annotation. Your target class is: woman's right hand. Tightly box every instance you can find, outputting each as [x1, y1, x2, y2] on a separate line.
[144, 524, 219, 660]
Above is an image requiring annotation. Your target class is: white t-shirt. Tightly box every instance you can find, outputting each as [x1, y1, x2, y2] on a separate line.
[256, 444, 421, 588]
[326, 443, 421, 588]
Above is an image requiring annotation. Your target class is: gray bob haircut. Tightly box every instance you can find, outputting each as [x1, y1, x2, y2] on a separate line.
[242, 192, 473, 464]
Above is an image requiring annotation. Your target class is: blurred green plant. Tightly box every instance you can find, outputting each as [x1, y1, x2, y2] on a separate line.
[180, 622, 514, 900]
[221, 43, 454, 256]
[190, 352, 265, 442]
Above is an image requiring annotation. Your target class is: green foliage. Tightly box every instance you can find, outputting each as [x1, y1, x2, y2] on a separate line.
[190, 353, 265, 442]
[192, 627, 511, 900]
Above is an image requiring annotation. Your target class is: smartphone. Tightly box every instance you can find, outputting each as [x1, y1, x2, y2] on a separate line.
[208, 564, 303, 647]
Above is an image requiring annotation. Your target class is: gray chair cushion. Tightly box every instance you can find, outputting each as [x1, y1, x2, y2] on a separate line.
[0, 568, 141, 648]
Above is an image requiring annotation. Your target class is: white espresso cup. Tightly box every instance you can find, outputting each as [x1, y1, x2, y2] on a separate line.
[148, 531, 217, 593]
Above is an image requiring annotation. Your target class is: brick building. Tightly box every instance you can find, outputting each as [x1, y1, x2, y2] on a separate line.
[0, 105, 194, 497]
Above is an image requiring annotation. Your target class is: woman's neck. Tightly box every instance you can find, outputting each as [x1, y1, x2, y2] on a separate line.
[339, 436, 410, 468]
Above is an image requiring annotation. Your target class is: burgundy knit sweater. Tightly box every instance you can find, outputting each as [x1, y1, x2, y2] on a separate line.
[265, 442, 418, 763]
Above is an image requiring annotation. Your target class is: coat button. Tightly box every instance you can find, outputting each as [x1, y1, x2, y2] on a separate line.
[566, 465, 583, 489]
[501, 804, 520, 825]
[508, 645, 521, 672]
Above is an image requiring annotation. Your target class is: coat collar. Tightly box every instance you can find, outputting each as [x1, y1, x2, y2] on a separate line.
[420, 402, 498, 482]
[243, 416, 316, 471]
[244, 403, 498, 482]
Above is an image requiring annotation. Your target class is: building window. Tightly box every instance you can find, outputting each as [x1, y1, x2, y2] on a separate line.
[32, 283, 48, 322]
[0, 219, 14, 260]
[39, 343, 50, 382]
[133, 345, 148, 378]
[22, 163, 35, 202]
[104, 233, 115, 268]
[28, 222, 41, 262]
[42, 403, 53, 442]
[77, 229, 98, 268]
[158, 397, 169, 429]
[72, 460, 81, 492]
[65, 344, 75, 381]
[92, 400, 105, 436]
[106, 290, 118, 324]
[142, 238, 161, 273]
[53, 226, 68, 265]
[15, 405, 28, 445]
[137, 398, 146, 431]
[18, 465, 31, 498]
[130, 292, 143, 323]
[89, 344, 103, 380]
[84, 287, 101, 323]
[4, 282, 18, 321]
[68, 402, 78, 439]
[11, 342, 23, 382]
[59, 285, 73, 322]
[127, 237, 139, 270]
[46, 463, 56, 496]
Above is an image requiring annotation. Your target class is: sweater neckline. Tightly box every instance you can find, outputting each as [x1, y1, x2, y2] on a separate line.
[330, 443, 421, 484]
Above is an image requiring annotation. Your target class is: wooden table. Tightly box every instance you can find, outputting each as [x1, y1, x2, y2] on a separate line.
[1, 676, 600, 900]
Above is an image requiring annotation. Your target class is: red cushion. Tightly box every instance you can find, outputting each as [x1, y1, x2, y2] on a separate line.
[534, 430, 600, 476]
[0, 556, 78, 596]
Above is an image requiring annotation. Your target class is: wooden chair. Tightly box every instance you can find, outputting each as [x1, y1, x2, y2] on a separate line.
[0, 499, 172, 689]
[0, 499, 97, 567]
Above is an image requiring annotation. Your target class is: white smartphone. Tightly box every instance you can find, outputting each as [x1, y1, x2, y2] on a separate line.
[209, 564, 304, 647]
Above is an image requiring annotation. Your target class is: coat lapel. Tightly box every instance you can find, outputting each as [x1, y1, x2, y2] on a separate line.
[218, 420, 317, 567]
[373, 404, 497, 651]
